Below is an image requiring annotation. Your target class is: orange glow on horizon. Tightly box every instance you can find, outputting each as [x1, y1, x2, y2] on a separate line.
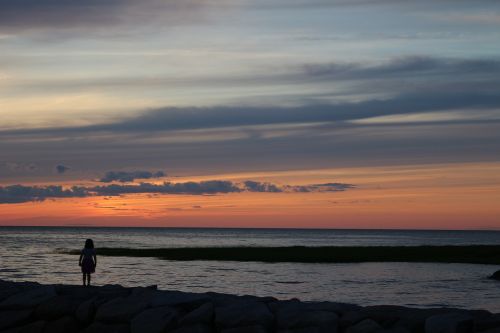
[1, 162, 500, 230]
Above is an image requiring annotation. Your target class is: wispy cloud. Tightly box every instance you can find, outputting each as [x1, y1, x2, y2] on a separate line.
[99, 170, 165, 183]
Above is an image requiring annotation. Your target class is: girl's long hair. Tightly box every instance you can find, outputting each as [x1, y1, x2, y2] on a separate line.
[84, 239, 94, 249]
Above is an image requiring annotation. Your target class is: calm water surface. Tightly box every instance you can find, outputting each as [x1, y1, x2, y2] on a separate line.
[0, 227, 499, 312]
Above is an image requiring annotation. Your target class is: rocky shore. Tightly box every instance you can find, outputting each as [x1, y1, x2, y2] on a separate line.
[1, 279, 499, 333]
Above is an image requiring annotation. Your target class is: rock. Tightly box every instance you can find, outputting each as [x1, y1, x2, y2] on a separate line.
[222, 324, 268, 333]
[171, 323, 212, 333]
[0, 320, 45, 333]
[95, 295, 150, 323]
[0, 286, 22, 303]
[215, 301, 274, 329]
[425, 313, 474, 333]
[150, 291, 210, 310]
[130, 306, 178, 333]
[35, 295, 79, 320]
[0, 309, 33, 331]
[340, 311, 368, 329]
[481, 328, 500, 333]
[80, 322, 130, 333]
[360, 306, 408, 328]
[274, 300, 338, 330]
[345, 319, 382, 333]
[278, 327, 329, 333]
[55, 285, 98, 300]
[179, 302, 214, 326]
[489, 270, 500, 281]
[75, 298, 97, 324]
[475, 314, 500, 332]
[43, 316, 78, 333]
[0, 286, 56, 310]
[305, 302, 361, 315]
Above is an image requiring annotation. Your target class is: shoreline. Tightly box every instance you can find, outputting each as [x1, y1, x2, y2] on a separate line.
[1, 279, 499, 333]
[63, 245, 500, 265]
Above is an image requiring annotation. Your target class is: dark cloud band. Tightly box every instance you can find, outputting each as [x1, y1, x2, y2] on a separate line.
[0, 180, 355, 204]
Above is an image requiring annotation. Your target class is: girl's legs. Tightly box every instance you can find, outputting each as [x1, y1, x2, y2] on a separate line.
[87, 274, 91, 286]
[82, 273, 87, 286]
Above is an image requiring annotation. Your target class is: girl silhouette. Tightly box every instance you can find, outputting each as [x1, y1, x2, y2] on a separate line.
[79, 239, 97, 286]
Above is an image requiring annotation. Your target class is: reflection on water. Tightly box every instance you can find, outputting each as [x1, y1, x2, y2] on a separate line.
[1, 227, 499, 312]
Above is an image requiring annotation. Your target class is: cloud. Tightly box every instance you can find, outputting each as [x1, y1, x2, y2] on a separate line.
[99, 170, 165, 183]
[55, 164, 69, 174]
[91, 180, 240, 195]
[0, 0, 218, 34]
[0, 185, 87, 204]
[0, 179, 355, 204]
[287, 183, 356, 192]
[2, 162, 38, 172]
[243, 180, 282, 192]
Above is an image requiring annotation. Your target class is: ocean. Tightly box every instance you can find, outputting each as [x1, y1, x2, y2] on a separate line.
[0, 227, 499, 312]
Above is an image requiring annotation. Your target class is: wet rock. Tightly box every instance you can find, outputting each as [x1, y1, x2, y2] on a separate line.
[0, 286, 56, 310]
[35, 295, 79, 320]
[75, 298, 97, 324]
[425, 312, 474, 333]
[489, 270, 500, 281]
[150, 290, 210, 310]
[221, 324, 268, 333]
[171, 323, 212, 333]
[179, 302, 214, 326]
[0, 320, 45, 333]
[345, 319, 382, 333]
[130, 306, 178, 333]
[215, 301, 274, 329]
[80, 322, 130, 333]
[0, 309, 33, 331]
[95, 295, 150, 323]
[43, 316, 78, 333]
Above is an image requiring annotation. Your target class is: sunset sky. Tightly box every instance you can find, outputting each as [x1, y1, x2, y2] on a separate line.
[1, 0, 500, 228]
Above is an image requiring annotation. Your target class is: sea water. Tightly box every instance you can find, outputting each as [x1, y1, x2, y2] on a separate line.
[0, 227, 499, 312]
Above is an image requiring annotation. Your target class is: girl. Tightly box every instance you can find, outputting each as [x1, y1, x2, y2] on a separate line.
[79, 239, 97, 286]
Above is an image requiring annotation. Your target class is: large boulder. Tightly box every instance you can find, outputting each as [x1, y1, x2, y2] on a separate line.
[130, 306, 178, 333]
[274, 300, 338, 331]
[179, 302, 214, 326]
[171, 323, 212, 333]
[75, 298, 97, 324]
[475, 314, 500, 332]
[0, 309, 33, 331]
[489, 270, 500, 281]
[215, 301, 274, 329]
[80, 322, 130, 333]
[0, 320, 45, 333]
[222, 324, 268, 333]
[0, 286, 56, 310]
[95, 295, 150, 323]
[345, 319, 382, 333]
[35, 295, 79, 320]
[425, 313, 474, 333]
[43, 316, 78, 333]
[150, 291, 210, 310]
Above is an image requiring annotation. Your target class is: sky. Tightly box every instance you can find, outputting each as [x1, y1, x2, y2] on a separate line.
[1, 0, 500, 229]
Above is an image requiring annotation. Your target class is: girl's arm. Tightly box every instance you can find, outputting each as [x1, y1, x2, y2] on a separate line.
[93, 254, 97, 267]
[79, 253, 83, 266]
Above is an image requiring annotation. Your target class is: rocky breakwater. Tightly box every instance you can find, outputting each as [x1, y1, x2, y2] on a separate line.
[1, 279, 500, 333]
